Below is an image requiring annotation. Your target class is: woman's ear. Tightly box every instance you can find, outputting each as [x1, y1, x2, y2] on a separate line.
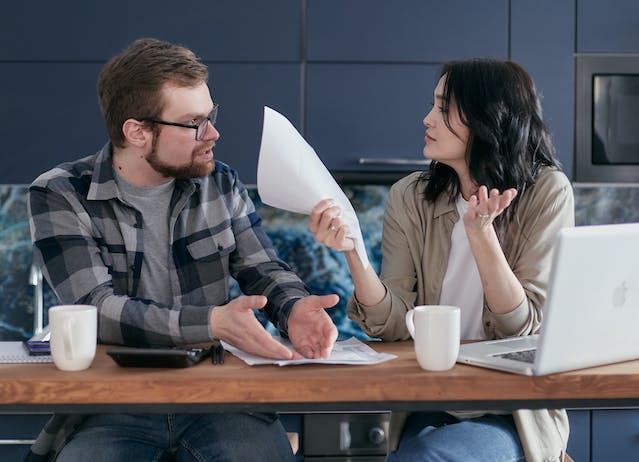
[122, 119, 151, 148]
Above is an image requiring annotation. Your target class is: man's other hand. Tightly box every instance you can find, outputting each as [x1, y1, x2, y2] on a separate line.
[287, 294, 339, 359]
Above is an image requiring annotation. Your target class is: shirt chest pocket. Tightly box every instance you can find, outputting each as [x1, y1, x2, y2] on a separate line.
[186, 229, 236, 263]
[184, 230, 236, 295]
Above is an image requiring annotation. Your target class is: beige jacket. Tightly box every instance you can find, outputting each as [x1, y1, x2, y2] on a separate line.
[348, 168, 574, 462]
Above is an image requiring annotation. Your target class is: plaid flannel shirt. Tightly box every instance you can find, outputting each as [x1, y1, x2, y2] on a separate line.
[25, 143, 309, 460]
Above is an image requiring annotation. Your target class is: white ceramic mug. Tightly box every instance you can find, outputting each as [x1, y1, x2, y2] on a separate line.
[405, 305, 461, 371]
[49, 304, 97, 371]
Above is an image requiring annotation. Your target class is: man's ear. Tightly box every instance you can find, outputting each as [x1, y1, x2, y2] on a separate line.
[122, 119, 152, 148]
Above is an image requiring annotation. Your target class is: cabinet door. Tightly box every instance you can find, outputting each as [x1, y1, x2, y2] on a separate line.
[0, 63, 106, 184]
[591, 409, 639, 461]
[209, 63, 301, 185]
[510, 0, 575, 179]
[307, 0, 508, 61]
[0, 62, 299, 185]
[0, 2, 302, 185]
[577, 0, 639, 53]
[0, 1, 301, 61]
[0, 414, 51, 460]
[306, 63, 439, 178]
[566, 410, 590, 462]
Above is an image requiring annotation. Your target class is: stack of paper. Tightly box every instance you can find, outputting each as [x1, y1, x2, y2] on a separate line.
[222, 337, 396, 366]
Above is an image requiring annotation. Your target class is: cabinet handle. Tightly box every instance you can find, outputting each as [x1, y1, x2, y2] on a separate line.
[29, 264, 44, 336]
[0, 439, 37, 445]
[339, 421, 352, 451]
[358, 157, 430, 166]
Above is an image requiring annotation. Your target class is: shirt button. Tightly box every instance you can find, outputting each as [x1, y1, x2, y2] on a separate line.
[217, 245, 224, 251]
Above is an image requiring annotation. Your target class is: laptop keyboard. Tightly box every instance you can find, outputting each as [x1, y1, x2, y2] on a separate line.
[496, 348, 537, 363]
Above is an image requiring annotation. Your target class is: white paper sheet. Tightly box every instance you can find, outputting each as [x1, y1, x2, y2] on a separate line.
[257, 106, 369, 268]
[222, 337, 396, 366]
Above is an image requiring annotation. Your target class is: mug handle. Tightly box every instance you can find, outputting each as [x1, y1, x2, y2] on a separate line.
[63, 317, 76, 361]
[405, 310, 416, 339]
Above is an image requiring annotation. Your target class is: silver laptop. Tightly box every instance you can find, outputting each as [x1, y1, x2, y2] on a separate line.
[457, 222, 639, 376]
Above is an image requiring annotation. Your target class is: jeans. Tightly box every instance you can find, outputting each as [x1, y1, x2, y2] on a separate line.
[54, 412, 295, 462]
[387, 412, 525, 462]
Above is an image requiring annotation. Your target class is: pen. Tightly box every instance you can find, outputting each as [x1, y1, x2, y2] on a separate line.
[218, 343, 224, 364]
[210, 344, 217, 364]
[211, 341, 224, 365]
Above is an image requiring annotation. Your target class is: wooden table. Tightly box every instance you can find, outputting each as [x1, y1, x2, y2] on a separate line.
[1, 342, 638, 413]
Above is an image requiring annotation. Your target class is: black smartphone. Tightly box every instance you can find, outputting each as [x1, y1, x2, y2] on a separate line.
[23, 340, 51, 356]
[106, 346, 210, 368]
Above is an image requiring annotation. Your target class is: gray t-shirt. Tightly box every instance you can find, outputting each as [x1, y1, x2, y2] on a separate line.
[115, 173, 175, 306]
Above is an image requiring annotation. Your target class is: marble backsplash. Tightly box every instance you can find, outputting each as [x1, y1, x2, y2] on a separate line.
[0, 185, 38, 339]
[1, 183, 637, 341]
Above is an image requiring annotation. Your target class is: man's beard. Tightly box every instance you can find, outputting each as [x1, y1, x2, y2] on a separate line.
[147, 138, 214, 179]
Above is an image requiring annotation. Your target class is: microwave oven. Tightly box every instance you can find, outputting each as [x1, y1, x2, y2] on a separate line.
[575, 54, 639, 183]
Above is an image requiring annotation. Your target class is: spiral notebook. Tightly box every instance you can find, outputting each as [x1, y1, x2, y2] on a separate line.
[0, 341, 52, 363]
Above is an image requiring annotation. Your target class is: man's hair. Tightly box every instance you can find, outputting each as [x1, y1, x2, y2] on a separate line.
[97, 38, 209, 148]
[420, 57, 561, 233]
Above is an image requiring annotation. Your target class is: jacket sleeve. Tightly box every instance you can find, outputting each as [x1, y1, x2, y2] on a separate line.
[347, 175, 424, 341]
[225, 173, 310, 337]
[486, 169, 575, 338]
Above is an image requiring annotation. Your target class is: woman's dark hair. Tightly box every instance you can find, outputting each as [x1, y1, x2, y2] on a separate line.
[420, 58, 561, 234]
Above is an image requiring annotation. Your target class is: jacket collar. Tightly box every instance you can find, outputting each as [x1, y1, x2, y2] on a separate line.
[432, 185, 459, 219]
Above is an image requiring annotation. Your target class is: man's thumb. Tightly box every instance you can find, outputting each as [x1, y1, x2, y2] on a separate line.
[241, 295, 267, 311]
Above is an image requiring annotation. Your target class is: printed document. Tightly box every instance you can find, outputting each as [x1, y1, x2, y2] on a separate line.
[222, 337, 396, 366]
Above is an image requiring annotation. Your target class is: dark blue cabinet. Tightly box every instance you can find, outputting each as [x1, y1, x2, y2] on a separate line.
[2, 0, 639, 185]
[567, 410, 590, 462]
[577, 0, 639, 52]
[0, 1, 301, 185]
[0, 414, 51, 460]
[306, 63, 439, 175]
[306, 0, 510, 180]
[510, 0, 575, 183]
[4, 410, 637, 460]
[0, 62, 107, 184]
[591, 409, 639, 461]
[207, 63, 301, 185]
[0, 61, 299, 185]
[307, 0, 508, 62]
[0, 0, 301, 62]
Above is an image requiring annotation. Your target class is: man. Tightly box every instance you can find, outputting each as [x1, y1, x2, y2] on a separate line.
[27, 38, 338, 461]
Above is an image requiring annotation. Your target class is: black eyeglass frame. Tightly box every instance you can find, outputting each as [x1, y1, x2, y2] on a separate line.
[142, 103, 219, 141]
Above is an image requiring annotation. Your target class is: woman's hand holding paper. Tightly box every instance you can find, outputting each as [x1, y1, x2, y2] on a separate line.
[309, 199, 356, 251]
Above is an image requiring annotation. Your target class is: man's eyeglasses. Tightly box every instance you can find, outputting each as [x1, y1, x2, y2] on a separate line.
[142, 104, 219, 141]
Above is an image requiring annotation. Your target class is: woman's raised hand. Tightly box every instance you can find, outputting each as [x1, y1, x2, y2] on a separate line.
[465, 185, 518, 231]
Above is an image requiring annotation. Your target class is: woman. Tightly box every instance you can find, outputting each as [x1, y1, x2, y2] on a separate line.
[309, 58, 574, 462]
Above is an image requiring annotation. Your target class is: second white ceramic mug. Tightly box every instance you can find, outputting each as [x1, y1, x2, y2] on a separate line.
[405, 305, 461, 371]
[49, 304, 97, 371]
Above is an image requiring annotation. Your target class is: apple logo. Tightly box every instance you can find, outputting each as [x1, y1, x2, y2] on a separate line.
[612, 281, 628, 308]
